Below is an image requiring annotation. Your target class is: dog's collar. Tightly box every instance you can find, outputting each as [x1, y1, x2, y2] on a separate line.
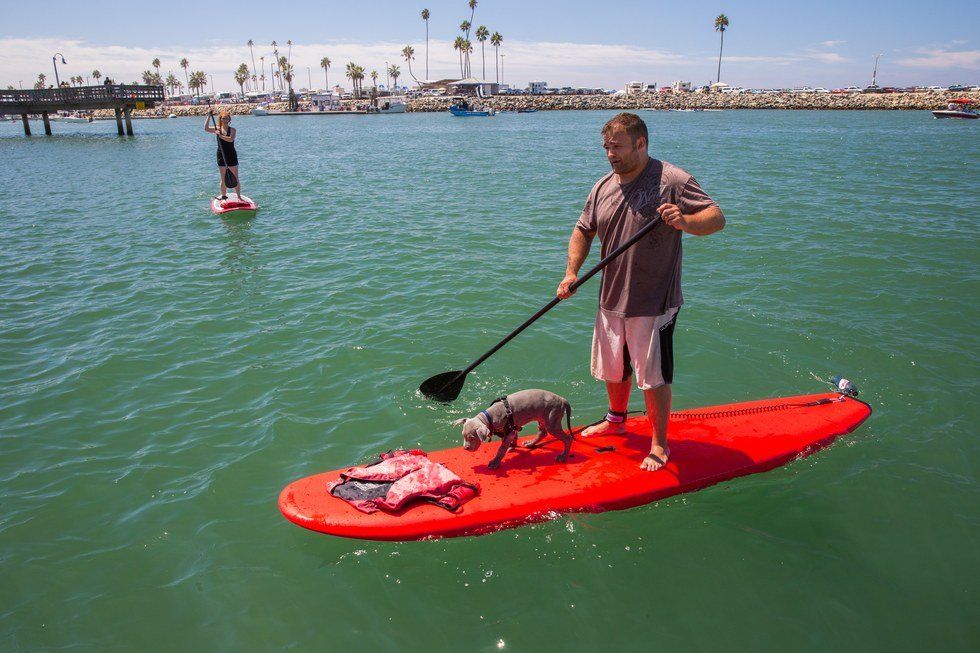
[486, 396, 517, 437]
[477, 411, 494, 442]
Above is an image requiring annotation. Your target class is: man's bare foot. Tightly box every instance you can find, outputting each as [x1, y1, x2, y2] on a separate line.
[581, 420, 627, 437]
[640, 445, 669, 471]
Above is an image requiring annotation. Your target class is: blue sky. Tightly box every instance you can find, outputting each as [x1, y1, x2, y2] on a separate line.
[2, 0, 978, 90]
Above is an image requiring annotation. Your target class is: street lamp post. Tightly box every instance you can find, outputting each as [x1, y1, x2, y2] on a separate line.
[385, 61, 390, 96]
[52, 52, 67, 87]
[307, 66, 312, 90]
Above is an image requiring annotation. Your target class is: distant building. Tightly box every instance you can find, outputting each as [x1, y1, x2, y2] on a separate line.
[624, 81, 643, 95]
[671, 81, 692, 92]
[528, 81, 548, 94]
[445, 77, 499, 96]
[643, 83, 657, 93]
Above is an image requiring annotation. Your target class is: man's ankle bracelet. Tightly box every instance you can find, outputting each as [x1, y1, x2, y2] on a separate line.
[605, 410, 628, 424]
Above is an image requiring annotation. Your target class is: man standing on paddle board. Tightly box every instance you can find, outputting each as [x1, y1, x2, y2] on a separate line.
[557, 113, 725, 471]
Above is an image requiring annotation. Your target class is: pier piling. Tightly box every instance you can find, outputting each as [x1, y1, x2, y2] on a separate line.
[123, 108, 134, 136]
[42, 111, 52, 135]
[21, 113, 30, 136]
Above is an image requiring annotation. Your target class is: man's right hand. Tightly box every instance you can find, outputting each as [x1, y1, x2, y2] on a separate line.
[557, 273, 578, 299]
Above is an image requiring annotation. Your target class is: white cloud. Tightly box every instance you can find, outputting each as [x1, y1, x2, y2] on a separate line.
[810, 52, 850, 64]
[821, 40, 846, 48]
[0, 36, 691, 90]
[897, 49, 980, 69]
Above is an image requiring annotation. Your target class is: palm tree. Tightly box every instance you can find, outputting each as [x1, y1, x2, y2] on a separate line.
[189, 71, 206, 98]
[421, 8, 430, 80]
[346, 62, 357, 97]
[453, 36, 465, 78]
[165, 72, 178, 96]
[460, 21, 472, 76]
[402, 46, 418, 86]
[370, 69, 378, 94]
[235, 63, 250, 95]
[463, 40, 473, 79]
[466, 0, 478, 76]
[475, 26, 489, 80]
[714, 14, 729, 85]
[180, 58, 190, 93]
[278, 55, 294, 97]
[271, 41, 279, 91]
[320, 57, 331, 90]
[247, 39, 257, 82]
[388, 65, 400, 93]
[35, 73, 46, 89]
[92, 69, 101, 84]
[152, 58, 161, 85]
[490, 32, 503, 84]
[142, 70, 154, 85]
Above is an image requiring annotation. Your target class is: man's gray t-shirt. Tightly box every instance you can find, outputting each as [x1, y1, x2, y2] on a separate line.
[575, 159, 718, 317]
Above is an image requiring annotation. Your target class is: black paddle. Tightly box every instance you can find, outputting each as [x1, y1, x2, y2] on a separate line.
[208, 102, 238, 189]
[419, 214, 665, 402]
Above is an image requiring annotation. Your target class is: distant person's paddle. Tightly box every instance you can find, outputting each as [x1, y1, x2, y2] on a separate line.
[208, 102, 238, 189]
[420, 214, 665, 402]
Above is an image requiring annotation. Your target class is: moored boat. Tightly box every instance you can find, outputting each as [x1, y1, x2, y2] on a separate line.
[449, 102, 494, 117]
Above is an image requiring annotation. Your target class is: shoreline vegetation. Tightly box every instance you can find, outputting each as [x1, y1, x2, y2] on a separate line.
[102, 90, 980, 118]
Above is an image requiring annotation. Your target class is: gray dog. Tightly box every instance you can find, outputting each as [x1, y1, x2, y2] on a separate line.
[453, 389, 573, 470]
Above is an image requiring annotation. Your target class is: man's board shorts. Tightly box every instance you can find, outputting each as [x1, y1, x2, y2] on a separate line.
[591, 307, 679, 390]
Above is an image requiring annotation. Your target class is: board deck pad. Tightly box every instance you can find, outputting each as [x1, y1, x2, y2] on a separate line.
[278, 393, 871, 541]
[210, 194, 258, 218]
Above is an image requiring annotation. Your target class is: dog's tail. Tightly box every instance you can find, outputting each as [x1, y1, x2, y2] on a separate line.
[564, 401, 573, 439]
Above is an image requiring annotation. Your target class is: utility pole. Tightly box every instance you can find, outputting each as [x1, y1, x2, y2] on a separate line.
[871, 53, 883, 87]
[52, 52, 66, 87]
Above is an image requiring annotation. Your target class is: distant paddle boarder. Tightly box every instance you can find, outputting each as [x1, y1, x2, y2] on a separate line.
[205, 109, 242, 202]
[557, 113, 725, 471]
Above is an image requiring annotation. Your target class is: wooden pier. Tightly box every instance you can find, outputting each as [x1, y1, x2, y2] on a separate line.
[0, 84, 165, 136]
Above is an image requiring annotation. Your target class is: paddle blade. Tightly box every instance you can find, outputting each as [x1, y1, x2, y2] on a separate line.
[224, 169, 238, 188]
[419, 370, 466, 402]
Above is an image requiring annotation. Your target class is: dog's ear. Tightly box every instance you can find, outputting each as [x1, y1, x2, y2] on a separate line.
[452, 418, 467, 429]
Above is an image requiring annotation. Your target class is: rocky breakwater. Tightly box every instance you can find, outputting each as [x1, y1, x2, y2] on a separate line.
[407, 91, 980, 112]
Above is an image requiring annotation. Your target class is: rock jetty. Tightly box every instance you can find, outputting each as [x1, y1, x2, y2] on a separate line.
[104, 91, 979, 119]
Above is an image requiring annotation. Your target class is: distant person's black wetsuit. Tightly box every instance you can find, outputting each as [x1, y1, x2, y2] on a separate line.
[217, 125, 238, 167]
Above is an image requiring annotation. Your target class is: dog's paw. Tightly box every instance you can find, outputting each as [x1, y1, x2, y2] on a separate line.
[487, 460, 501, 470]
[555, 453, 568, 463]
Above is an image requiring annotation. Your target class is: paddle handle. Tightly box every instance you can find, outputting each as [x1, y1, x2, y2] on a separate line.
[460, 215, 664, 376]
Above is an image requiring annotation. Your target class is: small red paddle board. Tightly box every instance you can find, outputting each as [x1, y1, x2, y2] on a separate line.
[279, 392, 871, 540]
[210, 194, 259, 219]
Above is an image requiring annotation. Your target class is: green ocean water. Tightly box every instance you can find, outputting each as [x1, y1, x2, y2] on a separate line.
[0, 110, 977, 651]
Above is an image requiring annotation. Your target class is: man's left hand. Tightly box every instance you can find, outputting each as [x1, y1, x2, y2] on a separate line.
[657, 203, 688, 231]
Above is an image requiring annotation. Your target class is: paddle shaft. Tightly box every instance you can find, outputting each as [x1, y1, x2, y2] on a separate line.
[453, 215, 665, 381]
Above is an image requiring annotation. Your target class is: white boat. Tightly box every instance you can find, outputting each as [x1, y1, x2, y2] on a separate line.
[933, 99, 978, 119]
[252, 104, 270, 116]
[49, 111, 93, 123]
[375, 97, 407, 114]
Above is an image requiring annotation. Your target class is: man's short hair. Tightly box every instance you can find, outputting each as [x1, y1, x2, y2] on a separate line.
[602, 112, 648, 148]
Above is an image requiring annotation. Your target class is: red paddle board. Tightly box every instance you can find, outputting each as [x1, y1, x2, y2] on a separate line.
[210, 194, 259, 219]
[278, 392, 871, 541]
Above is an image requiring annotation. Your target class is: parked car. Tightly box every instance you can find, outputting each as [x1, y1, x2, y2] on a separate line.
[947, 84, 968, 92]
